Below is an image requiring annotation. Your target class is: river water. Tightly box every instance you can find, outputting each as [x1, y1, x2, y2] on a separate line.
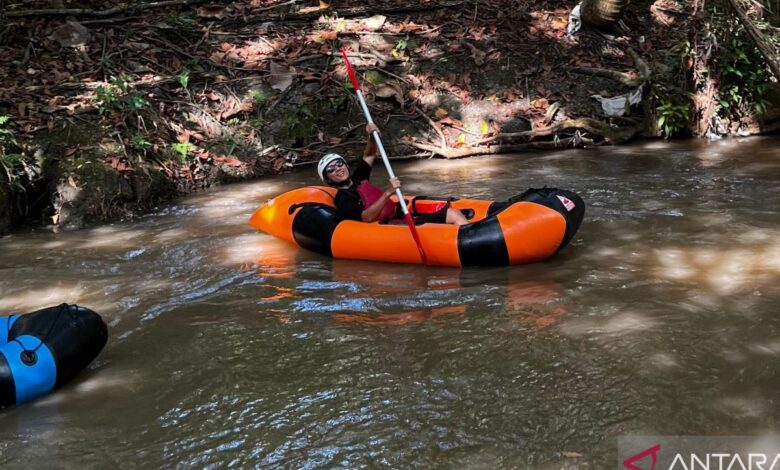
[1, 137, 780, 468]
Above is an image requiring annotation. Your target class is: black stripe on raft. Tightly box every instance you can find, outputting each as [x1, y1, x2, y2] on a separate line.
[457, 216, 509, 266]
[551, 189, 585, 253]
[488, 188, 586, 254]
[0, 353, 17, 407]
[291, 203, 340, 257]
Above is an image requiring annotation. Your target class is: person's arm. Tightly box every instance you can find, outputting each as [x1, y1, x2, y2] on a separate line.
[362, 123, 380, 167]
[361, 177, 400, 222]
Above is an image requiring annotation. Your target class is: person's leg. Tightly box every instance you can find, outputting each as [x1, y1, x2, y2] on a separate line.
[446, 208, 469, 225]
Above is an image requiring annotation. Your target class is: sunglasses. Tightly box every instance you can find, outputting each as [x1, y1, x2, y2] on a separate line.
[325, 160, 346, 174]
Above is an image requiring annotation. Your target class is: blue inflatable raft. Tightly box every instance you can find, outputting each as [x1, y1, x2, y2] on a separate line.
[1, 304, 107, 408]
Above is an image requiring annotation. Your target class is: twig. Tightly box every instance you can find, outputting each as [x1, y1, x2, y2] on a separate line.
[476, 118, 642, 146]
[236, 1, 464, 23]
[265, 85, 293, 115]
[19, 41, 33, 67]
[142, 34, 266, 73]
[567, 66, 642, 87]
[5, 0, 210, 18]
[254, 0, 299, 12]
[411, 139, 580, 159]
[192, 23, 212, 52]
[414, 106, 446, 151]
[79, 16, 145, 26]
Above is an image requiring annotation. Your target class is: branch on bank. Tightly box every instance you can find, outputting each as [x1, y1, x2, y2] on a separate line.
[4, 0, 210, 18]
[726, 0, 780, 81]
[481, 117, 641, 145]
[411, 138, 586, 159]
[238, 1, 464, 23]
[411, 118, 642, 159]
[568, 47, 651, 88]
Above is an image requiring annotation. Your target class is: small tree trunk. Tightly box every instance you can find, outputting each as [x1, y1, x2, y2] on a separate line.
[580, 0, 630, 28]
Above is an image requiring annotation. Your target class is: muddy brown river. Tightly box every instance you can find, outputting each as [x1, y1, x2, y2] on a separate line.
[1, 137, 780, 468]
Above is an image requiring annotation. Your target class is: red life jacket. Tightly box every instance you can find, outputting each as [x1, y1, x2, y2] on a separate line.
[356, 180, 396, 221]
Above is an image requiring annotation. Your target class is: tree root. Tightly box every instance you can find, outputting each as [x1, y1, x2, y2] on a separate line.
[567, 67, 642, 87]
[568, 47, 651, 87]
[413, 118, 642, 159]
[412, 138, 584, 159]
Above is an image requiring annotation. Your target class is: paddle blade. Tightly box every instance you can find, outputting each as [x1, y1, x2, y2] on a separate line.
[404, 213, 428, 265]
[341, 47, 361, 91]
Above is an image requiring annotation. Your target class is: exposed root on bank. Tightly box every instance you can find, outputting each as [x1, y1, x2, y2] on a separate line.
[411, 117, 641, 159]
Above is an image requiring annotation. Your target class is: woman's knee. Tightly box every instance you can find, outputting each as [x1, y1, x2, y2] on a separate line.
[447, 208, 468, 225]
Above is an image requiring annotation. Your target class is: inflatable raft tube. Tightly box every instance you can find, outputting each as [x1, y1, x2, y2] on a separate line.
[1, 304, 108, 408]
[249, 186, 585, 267]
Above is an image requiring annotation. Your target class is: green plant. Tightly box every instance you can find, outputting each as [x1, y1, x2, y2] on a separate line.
[0, 116, 28, 192]
[94, 84, 122, 114]
[249, 89, 267, 103]
[171, 142, 192, 161]
[126, 92, 150, 110]
[391, 38, 417, 58]
[178, 69, 190, 89]
[710, 10, 773, 117]
[130, 135, 152, 151]
[93, 75, 149, 114]
[656, 101, 691, 139]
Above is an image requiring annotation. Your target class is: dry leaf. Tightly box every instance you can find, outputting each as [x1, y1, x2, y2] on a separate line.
[268, 62, 294, 92]
[373, 83, 404, 106]
[318, 31, 338, 42]
[435, 108, 449, 119]
[479, 119, 489, 135]
[532, 98, 549, 109]
[51, 20, 90, 47]
[363, 15, 386, 31]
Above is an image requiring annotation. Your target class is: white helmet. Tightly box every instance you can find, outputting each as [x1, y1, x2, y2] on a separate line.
[317, 153, 346, 183]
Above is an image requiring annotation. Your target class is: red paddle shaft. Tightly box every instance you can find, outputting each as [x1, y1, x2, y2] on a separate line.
[341, 47, 428, 265]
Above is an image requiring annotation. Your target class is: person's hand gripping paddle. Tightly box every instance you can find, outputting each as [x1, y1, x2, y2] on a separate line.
[341, 47, 429, 265]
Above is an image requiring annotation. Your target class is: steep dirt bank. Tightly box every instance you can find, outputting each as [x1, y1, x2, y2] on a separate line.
[1, 0, 778, 234]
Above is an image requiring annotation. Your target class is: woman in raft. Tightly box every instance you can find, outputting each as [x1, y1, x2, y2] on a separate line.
[317, 124, 468, 225]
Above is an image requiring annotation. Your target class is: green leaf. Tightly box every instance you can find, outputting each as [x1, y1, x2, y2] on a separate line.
[178, 69, 190, 89]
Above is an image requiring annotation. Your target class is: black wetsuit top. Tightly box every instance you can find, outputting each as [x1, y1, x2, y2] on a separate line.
[333, 160, 372, 221]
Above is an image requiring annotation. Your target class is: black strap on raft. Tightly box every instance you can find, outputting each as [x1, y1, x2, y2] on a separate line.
[9, 303, 70, 366]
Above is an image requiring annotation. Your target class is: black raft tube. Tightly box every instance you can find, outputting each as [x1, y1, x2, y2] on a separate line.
[0, 304, 108, 408]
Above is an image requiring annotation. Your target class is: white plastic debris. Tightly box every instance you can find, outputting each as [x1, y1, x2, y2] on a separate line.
[567, 2, 583, 38]
[590, 86, 643, 117]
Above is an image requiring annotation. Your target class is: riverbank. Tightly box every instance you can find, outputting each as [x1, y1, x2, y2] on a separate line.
[1, 0, 779, 234]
